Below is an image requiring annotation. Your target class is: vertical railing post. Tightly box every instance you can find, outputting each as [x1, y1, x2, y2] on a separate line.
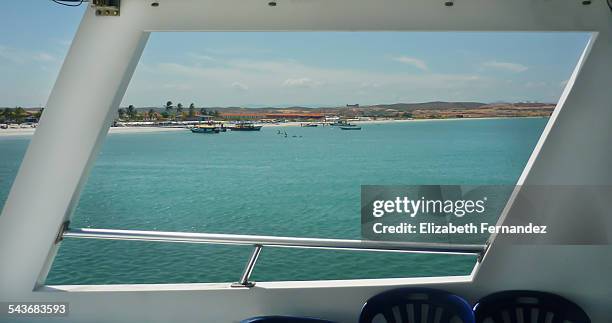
[232, 244, 262, 288]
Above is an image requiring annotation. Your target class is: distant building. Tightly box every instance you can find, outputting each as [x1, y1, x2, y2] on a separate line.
[264, 113, 324, 121]
[220, 112, 325, 121]
[198, 115, 214, 121]
[346, 104, 359, 108]
[221, 113, 265, 120]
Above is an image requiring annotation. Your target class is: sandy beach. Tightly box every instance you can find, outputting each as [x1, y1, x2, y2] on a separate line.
[0, 120, 411, 137]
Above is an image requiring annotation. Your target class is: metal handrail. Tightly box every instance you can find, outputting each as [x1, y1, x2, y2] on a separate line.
[62, 227, 486, 287]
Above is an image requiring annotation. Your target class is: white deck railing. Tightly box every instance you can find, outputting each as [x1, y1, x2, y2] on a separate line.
[61, 227, 486, 287]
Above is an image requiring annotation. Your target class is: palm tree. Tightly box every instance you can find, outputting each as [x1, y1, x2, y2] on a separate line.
[14, 107, 27, 123]
[188, 103, 196, 118]
[164, 101, 174, 120]
[176, 103, 183, 120]
[126, 105, 137, 120]
[199, 107, 207, 116]
[2, 108, 12, 122]
[117, 108, 126, 120]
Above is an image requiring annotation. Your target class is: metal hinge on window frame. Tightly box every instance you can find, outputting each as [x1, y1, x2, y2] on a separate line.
[91, 0, 120, 16]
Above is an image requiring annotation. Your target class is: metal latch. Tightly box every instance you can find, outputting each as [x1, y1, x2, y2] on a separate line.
[55, 221, 71, 244]
[91, 0, 120, 16]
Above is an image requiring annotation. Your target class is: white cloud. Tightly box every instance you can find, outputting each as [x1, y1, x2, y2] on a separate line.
[231, 82, 249, 91]
[524, 81, 547, 88]
[125, 56, 493, 107]
[0, 46, 57, 64]
[282, 77, 322, 88]
[482, 60, 528, 73]
[35, 52, 56, 62]
[392, 56, 428, 71]
[0, 46, 25, 64]
[162, 83, 193, 91]
[360, 82, 382, 89]
[188, 52, 215, 61]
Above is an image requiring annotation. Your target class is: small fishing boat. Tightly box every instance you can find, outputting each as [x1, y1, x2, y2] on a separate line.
[340, 125, 361, 130]
[301, 123, 318, 127]
[231, 122, 263, 131]
[330, 120, 348, 126]
[191, 125, 220, 133]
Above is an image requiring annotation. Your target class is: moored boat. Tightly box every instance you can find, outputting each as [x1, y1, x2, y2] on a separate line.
[340, 125, 361, 130]
[231, 122, 263, 131]
[330, 120, 349, 126]
[190, 125, 220, 133]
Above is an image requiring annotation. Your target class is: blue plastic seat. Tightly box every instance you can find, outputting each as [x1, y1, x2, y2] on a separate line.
[241, 316, 336, 323]
[359, 288, 475, 323]
[473, 290, 590, 323]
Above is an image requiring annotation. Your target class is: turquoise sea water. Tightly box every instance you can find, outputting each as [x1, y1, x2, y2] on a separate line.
[0, 118, 548, 284]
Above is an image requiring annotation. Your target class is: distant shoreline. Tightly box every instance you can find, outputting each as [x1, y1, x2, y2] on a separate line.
[0, 116, 549, 137]
[354, 116, 548, 124]
[0, 126, 186, 137]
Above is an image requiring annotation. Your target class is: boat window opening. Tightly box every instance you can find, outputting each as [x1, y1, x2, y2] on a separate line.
[46, 239, 253, 285]
[0, 31, 590, 285]
[250, 248, 477, 282]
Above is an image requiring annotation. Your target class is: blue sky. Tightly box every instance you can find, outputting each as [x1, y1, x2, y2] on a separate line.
[0, 2, 591, 108]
